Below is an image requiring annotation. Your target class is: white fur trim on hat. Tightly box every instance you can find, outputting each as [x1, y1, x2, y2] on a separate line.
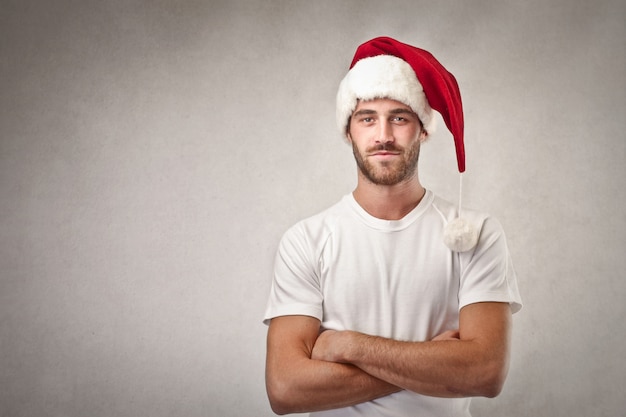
[336, 55, 436, 137]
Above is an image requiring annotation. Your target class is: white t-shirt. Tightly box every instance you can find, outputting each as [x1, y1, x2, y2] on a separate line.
[264, 190, 522, 416]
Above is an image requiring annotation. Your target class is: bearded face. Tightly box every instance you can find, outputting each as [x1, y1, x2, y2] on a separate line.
[351, 139, 422, 186]
[347, 99, 425, 186]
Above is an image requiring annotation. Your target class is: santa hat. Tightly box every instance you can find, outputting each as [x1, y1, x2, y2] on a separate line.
[336, 36, 478, 252]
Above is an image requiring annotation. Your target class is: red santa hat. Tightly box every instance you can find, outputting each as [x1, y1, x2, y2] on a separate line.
[336, 37, 478, 252]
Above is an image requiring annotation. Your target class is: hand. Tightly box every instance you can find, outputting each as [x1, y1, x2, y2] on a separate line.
[311, 329, 345, 363]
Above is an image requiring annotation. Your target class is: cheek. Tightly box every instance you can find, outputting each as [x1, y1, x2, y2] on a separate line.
[346, 129, 366, 147]
[349, 123, 376, 140]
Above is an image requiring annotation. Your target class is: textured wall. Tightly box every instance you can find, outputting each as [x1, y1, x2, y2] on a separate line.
[1, 1, 624, 416]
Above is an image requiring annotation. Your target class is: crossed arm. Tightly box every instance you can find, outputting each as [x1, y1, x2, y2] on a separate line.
[265, 302, 512, 415]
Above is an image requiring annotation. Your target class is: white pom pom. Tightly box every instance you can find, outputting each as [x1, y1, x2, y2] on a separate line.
[443, 217, 479, 252]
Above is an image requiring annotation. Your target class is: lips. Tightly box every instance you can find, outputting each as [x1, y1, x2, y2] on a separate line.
[370, 151, 401, 157]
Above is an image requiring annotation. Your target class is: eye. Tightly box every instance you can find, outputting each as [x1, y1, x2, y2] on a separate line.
[357, 116, 375, 124]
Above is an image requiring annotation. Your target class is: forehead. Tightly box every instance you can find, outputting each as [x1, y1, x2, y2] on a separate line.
[353, 97, 414, 113]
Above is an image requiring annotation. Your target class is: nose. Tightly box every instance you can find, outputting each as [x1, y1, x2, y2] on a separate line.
[377, 120, 394, 144]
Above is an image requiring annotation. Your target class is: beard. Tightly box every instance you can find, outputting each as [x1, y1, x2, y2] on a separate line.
[352, 139, 421, 186]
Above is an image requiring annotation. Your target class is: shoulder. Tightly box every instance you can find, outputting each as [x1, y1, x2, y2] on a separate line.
[430, 194, 489, 223]
[431, 194, 504, 229]
[278, 195, 350, 253]
[429, 193, 508, 249]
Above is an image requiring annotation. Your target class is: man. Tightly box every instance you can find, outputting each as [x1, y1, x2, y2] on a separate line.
[264, 37, 522, 416]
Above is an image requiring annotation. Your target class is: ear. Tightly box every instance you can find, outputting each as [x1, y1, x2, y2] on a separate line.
[418, 129, 429, 143]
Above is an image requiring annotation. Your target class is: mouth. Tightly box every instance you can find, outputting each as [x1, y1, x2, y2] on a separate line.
[370, 151, 401, 158]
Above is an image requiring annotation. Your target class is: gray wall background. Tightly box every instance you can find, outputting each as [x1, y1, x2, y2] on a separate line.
[1, 1, 624, 416]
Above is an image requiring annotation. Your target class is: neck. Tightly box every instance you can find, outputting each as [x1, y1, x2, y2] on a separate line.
[352, 175, 426, 220]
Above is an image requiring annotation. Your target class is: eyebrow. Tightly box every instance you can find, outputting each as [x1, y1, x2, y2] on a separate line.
[352, 109, 377, 117]
[389, 108, 417, 116]
[352, 108, 417, 117]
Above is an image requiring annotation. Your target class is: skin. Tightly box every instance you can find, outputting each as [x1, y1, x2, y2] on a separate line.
[348, 98, 428, 220]
[265, 98, 513, 415]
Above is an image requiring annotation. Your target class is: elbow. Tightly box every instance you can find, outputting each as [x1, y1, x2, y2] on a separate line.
[268, 397, 287, 416]
[267, 393, 290, 415]
[266, 376, 300, 415]
[474, 359, 509, 398]
[449, 358, 508, 398]
[479, 378, 505, 398]
[266, 383, 290, 415]
[269, 402, 290, 416]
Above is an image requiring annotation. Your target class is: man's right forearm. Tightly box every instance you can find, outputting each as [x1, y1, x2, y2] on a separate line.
[266, 356, 400, 415]
[265, 315, 400, 415]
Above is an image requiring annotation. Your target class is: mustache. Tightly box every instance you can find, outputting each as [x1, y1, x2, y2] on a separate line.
[366, 143, 404, 153]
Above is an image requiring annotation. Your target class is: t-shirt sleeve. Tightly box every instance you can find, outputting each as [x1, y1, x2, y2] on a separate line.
[458, 216, 522, 313]
[263, 224, 324, 325]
